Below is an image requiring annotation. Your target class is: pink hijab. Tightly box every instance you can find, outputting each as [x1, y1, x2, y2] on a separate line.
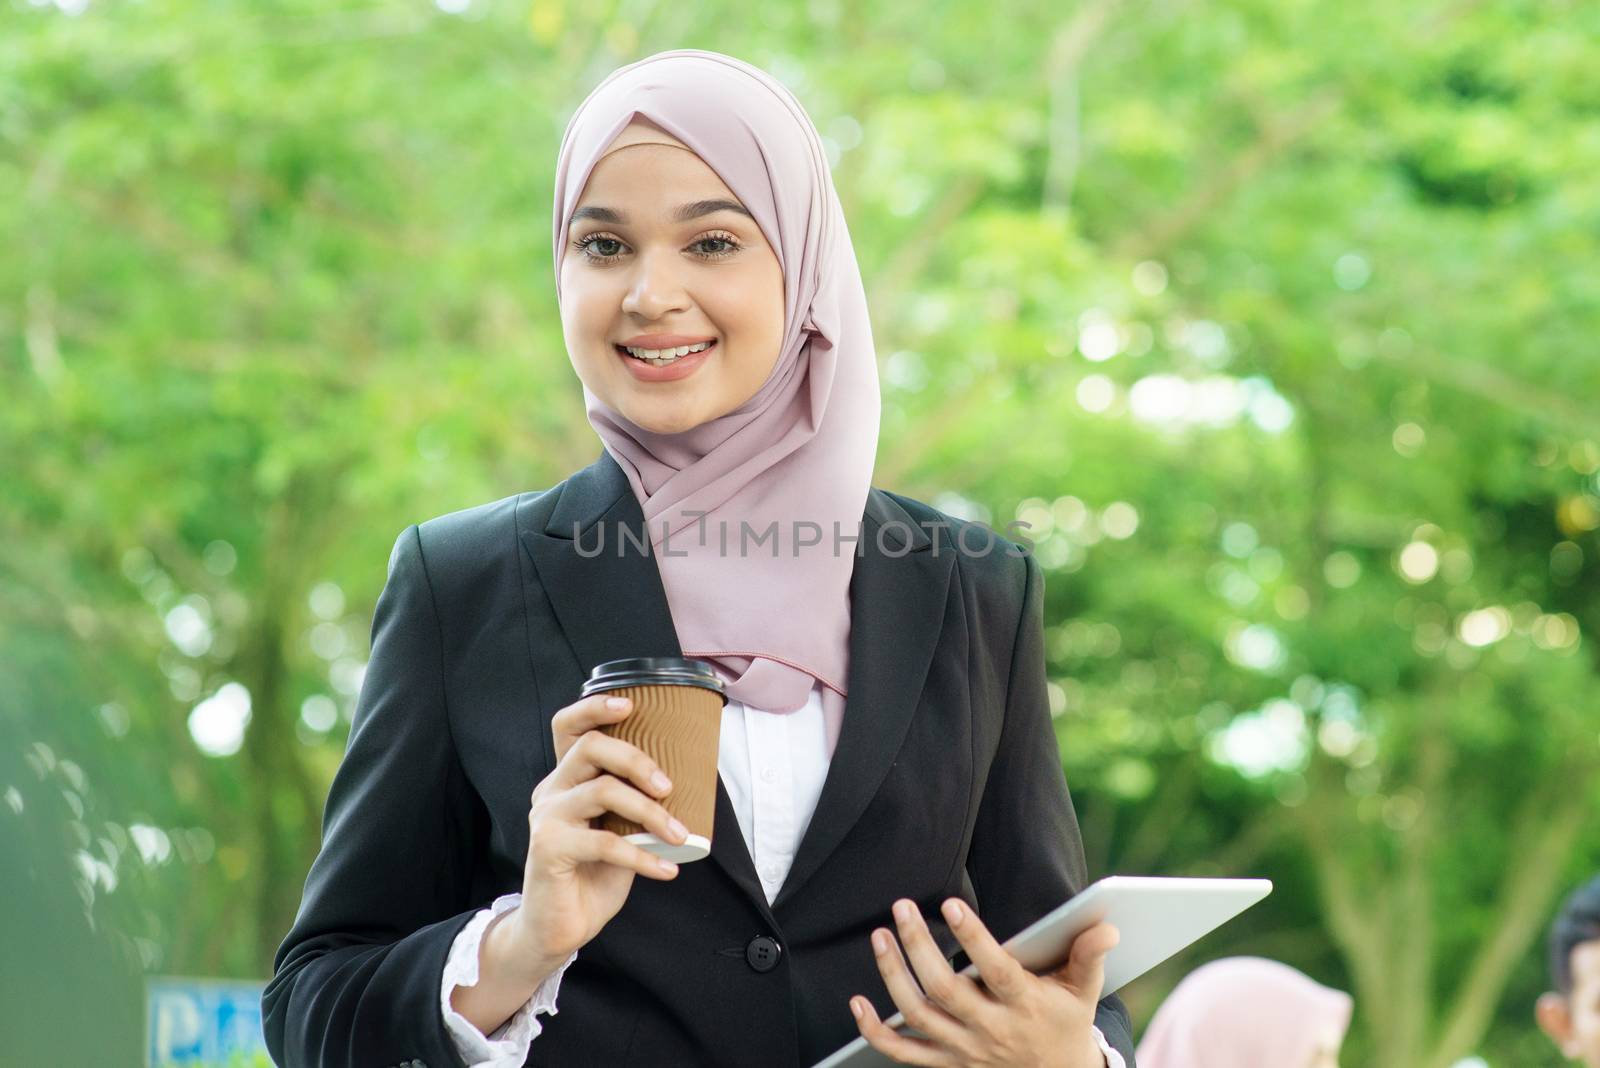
[550, 50, 879, 756]
[1135, 957, 1354, 1068]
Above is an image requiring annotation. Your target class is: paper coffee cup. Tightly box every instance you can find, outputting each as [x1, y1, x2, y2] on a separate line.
[579, 657, 726, 863]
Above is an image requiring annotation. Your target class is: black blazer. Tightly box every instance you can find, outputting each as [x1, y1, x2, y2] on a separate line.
[263, 448, 1136, 1068]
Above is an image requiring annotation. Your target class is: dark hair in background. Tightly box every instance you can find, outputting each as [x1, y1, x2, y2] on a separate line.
[1550, 874, 1600, 994]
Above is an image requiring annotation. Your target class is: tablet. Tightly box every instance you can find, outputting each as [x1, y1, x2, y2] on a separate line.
[809, 875, 1273, 1068]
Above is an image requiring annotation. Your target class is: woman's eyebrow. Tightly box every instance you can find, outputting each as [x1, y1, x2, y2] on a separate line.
[569, 198, 752, 226]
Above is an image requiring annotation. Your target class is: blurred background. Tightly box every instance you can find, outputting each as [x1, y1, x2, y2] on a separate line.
[3, 0, 1598, 1065]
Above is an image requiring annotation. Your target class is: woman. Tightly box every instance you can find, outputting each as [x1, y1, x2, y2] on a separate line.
[1135, 957, 1353, 1068]
[262, 49, 1134, 1068]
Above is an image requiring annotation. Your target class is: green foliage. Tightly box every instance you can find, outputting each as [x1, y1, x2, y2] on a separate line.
[3, 1, 1598, 1065]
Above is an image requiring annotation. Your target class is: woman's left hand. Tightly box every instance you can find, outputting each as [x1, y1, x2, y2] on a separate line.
[849, 897, 1117, 1068]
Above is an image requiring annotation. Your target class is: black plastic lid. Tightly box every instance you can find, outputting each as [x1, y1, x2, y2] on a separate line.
[579, 656, 728, 705]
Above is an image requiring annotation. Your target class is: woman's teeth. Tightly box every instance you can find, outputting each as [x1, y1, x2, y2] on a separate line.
[621, 340, 714, 365]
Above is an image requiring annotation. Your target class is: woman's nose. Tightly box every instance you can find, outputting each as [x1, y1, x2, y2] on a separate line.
[621, 251, 690, 317]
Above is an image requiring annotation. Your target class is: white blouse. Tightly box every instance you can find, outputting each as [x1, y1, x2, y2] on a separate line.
[438, 682, 1122, 1068]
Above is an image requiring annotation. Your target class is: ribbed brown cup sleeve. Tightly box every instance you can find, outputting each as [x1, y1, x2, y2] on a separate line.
[599, 683, 722, 841]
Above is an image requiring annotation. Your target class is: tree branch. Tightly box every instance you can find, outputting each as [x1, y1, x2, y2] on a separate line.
[1041, 0, 1128, 218]
[1372, 344, 1600, 440]
[1426, 781, 1591, 1068]
[1110, 86, 1342, 264]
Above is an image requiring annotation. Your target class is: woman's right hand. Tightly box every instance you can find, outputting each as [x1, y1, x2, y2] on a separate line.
[500, 693, 690, 974]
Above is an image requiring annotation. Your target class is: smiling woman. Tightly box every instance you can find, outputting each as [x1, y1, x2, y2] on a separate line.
[261, 48, 1134, 1068]
[558, 118, 786, 435]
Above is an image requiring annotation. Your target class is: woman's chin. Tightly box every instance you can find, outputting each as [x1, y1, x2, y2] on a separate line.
[623, 402, 706, 436]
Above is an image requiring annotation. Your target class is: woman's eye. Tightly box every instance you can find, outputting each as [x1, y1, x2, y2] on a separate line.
[572, 235, 625, 261]
[694, 235, 741, 257]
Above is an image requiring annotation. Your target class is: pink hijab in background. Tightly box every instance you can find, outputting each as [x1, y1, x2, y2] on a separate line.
[1135, 957, 1354, 1068]
[550, 49, 880, 757]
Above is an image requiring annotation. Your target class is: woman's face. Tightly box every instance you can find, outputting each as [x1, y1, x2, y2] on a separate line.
[559, 121, 786, 436]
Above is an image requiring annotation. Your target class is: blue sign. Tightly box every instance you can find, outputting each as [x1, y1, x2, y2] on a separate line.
[146, 976, 270, 1067]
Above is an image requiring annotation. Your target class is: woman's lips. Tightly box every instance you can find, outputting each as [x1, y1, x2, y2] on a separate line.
[614, 340, 717, 382]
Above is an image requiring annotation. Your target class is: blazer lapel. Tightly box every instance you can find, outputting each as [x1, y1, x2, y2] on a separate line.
[520, 449, 955, 919]
[769, 497, 953, 910]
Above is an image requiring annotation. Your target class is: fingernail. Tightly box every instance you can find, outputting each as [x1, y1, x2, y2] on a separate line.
[651, 771, 673, 793]
[872, 930, 888, 955]
[893, 900, 911, 923]
[607, 697, 630, 710]
[657, 858, 677, 874]
[668, 817, 688, 841]
[850, 997, 864, 1020]
[942, 899, 963, 927]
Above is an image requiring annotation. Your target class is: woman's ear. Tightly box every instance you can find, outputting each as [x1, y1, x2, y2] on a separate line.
[1537, 991, 1579, 1058]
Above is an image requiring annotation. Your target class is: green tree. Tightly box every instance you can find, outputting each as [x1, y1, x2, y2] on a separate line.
[3, 1, 1597, 1064]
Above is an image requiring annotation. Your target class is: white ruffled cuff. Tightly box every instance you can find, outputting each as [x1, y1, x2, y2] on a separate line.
[1091, 1023, 1125, 1068]
[440, 892, 579, 1068]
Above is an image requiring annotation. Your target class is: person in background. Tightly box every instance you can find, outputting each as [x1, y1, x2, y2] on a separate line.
[1537, 874, 1600, 1067]
[1134, 956, 1352, 1068]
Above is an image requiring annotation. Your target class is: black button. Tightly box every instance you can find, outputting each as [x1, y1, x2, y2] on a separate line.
[745, 935, 782, 972]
